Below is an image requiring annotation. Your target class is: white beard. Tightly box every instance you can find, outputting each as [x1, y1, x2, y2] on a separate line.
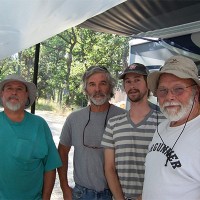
[89, 95, 110, 106]
[5, 101, 21, 111]
[160, 95, 194, 121]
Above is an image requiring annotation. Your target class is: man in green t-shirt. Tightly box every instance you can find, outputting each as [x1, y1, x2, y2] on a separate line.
[0, 74, 62, 200]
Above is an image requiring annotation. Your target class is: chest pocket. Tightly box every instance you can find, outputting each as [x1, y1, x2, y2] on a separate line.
[14, 138, 47, 171]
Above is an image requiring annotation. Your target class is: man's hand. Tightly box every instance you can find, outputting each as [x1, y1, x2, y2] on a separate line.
[63, 186, 73, 200]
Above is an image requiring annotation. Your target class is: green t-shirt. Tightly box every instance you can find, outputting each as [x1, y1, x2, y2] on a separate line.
[0, 111, 62, 200]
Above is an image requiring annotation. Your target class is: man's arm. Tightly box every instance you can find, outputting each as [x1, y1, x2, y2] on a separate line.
[104, 148, 125, 200]
[42, 170, 56, 200]
[57, 143, 72, 200]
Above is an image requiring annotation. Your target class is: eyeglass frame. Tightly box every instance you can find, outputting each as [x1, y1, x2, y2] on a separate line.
[156, 84, 197, 98]
[83, 105, 110, 149]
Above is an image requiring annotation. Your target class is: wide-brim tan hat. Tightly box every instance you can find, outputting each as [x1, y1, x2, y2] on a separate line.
[147, 55, 200, 96]
[0, 74, 37, 108]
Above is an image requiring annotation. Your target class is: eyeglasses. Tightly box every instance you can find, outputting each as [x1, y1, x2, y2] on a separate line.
[83, 105, 110, 149]
[156, 84, 197, 98]
[86, 66, 108, 72]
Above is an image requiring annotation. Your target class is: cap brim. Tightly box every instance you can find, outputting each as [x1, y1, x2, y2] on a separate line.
[119, 71, 148, 79]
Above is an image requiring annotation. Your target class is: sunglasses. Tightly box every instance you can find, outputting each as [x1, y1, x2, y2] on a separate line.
[86, 66, 108, 72]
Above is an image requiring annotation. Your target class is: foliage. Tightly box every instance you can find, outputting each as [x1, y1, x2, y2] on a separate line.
[35, 98, 75, 115]
[36, 99, 54, 111]
[0, 27, 130, 107]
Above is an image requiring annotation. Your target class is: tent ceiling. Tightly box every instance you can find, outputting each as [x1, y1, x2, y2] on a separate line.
[0, 0, 125, 60]
[80, 0, 200, 38]
[1, 0, 200, 60]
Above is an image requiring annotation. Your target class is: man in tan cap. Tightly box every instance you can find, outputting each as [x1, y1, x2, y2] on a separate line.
[142, 55, 200, 200]
[0, 74, 62, 200]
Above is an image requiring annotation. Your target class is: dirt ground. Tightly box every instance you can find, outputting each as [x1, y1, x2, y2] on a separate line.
[36, 110, 74, 200]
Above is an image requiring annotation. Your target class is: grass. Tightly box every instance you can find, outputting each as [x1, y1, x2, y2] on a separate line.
[36, 100, 54, 111]
[35, 99, 77, 116]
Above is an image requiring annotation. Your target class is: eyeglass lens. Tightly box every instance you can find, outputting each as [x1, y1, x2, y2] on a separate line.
[156, 84, 196, 97]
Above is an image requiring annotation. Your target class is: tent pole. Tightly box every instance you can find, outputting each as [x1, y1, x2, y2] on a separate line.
[31, 43, 40, 114]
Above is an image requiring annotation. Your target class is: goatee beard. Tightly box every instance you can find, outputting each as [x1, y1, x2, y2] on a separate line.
[89, 94, 110, 106]
[160, 96, 194, 121]
[5, 102, 21, 111]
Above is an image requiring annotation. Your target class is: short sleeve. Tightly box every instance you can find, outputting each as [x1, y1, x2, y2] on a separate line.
[59, 117, 72, 146]
[42, 122, 62, 171]
[101, 119, 115, 149]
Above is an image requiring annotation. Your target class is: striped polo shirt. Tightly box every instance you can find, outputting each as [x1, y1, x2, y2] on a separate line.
[101, 109, 165, 198]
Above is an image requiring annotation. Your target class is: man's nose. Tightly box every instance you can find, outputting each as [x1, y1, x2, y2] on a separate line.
[94, 85, 101, 91]
[129, 81, 137, 88]
[165, 89, 176, 100]
[10, 88, 19, 94]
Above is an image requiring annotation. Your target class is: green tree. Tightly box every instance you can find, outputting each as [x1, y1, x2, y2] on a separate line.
[0, 27, 130, 107]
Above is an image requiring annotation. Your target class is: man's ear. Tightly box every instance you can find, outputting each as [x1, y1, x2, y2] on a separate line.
[195, 87, 200, 102]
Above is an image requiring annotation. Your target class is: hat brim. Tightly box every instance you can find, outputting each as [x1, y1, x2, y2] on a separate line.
[0, 79, 37, 108]
[147, 70, 200, 96]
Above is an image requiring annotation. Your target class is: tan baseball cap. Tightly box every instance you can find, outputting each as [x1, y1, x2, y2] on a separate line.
[147, 55, 200, 96]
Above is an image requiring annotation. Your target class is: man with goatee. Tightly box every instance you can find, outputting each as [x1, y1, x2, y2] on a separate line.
[0, 74, 61, 200]
[58, 66, 126, 200]
[142, 55, 200, 200]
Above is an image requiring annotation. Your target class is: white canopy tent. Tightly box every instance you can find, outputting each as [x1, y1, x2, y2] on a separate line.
[0, 0, 125, 60]
[0, 0, 126, 113]
[1, 0, 200, 60]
